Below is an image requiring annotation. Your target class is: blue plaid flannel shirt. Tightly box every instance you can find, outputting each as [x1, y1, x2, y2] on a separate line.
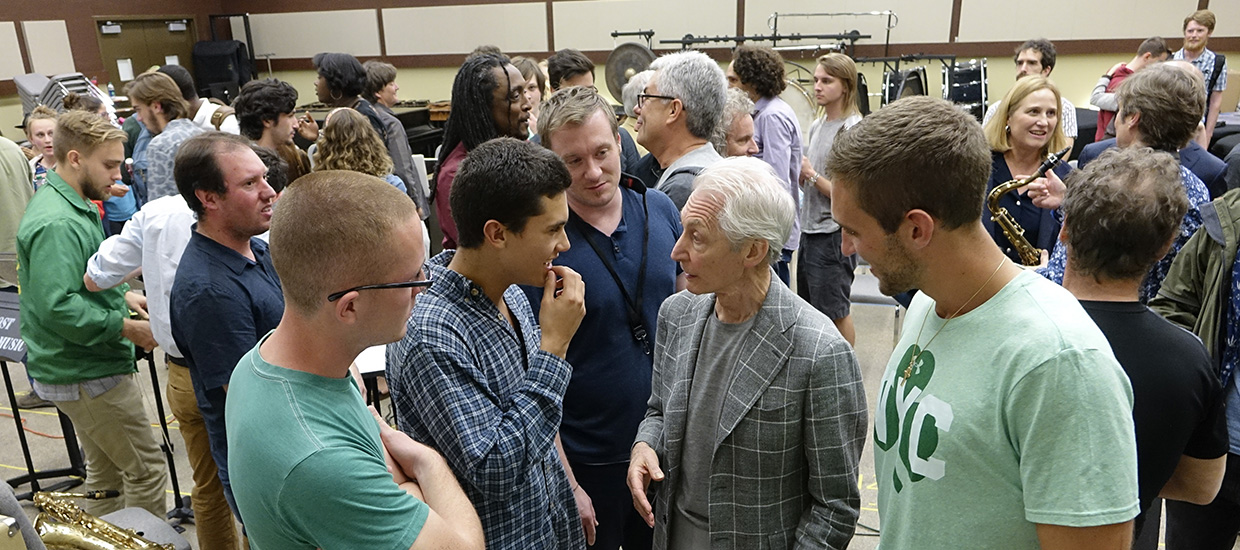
[387, 250, 585, 549]
[1040, 165, 1210, 301]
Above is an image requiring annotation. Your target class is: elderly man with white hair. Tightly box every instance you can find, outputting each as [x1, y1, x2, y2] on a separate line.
[634, 51, 727, 209]
[626, 157, 867, 549]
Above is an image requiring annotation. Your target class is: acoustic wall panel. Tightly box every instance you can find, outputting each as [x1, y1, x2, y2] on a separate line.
[0, 23, 25, 79]
[553, 0, 735, 53]
[384, 3, 548, 56]
[743, 0, 951, 45]
[22, 20, 75, 75]
[1209, 1, 1240, 39]
[957, 0, 1199, 42]
[249, 10, 381, 59]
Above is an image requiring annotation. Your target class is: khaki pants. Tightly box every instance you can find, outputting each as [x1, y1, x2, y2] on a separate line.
[168, 360, 240, 550]
[53, 374, 167, 517]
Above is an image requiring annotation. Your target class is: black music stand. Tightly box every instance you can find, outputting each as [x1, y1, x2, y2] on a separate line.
[1, 293, 86, 501]
[137, 349, 193, 528]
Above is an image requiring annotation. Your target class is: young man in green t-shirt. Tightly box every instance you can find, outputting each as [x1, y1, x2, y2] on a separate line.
[829, 96, 1140, 549]
[224, 170, 484, 549]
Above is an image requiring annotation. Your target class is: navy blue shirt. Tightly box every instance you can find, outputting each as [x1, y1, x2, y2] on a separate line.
[522, 182, 682, 464]
[982, 150, 1072, 263]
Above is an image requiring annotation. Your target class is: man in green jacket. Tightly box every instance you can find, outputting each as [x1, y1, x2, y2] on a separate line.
[16, 110, 166, 517]
[1151, 187, 1240, 548]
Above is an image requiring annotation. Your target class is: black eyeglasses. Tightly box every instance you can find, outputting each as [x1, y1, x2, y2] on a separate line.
[327, 279, 434, 302]
[637, 93, 676, 106]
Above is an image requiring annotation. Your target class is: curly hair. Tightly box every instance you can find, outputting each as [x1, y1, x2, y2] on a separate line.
[313, 108, 393, 178]
[234, 78, 299, 141]
[313, 52, 366, 98]
[1014, 39, 1056, 71]
[731, 44, 786, 98]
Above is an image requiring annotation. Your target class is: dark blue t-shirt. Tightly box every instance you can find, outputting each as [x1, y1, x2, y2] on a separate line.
[523, 183, 682, 463]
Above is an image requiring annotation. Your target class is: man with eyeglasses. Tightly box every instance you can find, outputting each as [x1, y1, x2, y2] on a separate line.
[634, 51, 727, 209]
[225, 170, 485, 550]
[388, 137, 588, 549]
[169, 132, 284, 522]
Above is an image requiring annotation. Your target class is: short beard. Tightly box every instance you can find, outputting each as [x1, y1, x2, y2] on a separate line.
[81, 177, 111, 202]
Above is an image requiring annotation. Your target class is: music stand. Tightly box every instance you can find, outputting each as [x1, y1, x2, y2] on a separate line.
[137, 349, 193, 527]
[0, 292, 86, 501]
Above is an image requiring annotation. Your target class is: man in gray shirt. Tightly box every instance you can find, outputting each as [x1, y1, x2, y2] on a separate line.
[628, 157, 867, 549]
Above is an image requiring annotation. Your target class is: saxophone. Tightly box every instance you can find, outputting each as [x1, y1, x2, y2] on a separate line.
[32, 491, 173, 550]
[987, 146, 1071, 266]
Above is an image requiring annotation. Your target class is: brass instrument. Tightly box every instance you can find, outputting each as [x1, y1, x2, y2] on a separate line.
[987, 146, 1071, 265]
[32, 491, 173, 550]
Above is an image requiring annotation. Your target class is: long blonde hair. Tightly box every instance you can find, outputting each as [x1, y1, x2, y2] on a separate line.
[983, 75, 1068, 155]
[312, 108, 393, 178]
[816, 53, 860, 118]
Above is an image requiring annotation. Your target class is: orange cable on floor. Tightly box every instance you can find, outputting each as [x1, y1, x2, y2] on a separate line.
[1, 407, 65, 439]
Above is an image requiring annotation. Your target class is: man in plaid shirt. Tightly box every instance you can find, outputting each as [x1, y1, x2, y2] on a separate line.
[388, 137, 587, 549]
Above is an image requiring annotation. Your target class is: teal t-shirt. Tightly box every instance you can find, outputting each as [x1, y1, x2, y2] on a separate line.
[226, 332, 429, 549]
[873, 270, 1139, 549]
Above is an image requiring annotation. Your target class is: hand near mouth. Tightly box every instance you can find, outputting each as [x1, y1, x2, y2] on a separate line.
[538, 265, 586, 358]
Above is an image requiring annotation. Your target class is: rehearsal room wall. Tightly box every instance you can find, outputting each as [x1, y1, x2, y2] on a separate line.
[2, 0, 1238, 138]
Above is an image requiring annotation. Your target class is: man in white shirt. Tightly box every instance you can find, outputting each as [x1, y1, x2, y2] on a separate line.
[982, 39, 1077, 153]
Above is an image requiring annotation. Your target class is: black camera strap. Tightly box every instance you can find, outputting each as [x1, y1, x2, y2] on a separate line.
[567, 175, 651, 355]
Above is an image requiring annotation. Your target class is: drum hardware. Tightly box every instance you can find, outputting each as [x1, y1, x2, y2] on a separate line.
[768, 11, 898, 58]
[610, 29, 654, 49]
[658, 30, 869, 53]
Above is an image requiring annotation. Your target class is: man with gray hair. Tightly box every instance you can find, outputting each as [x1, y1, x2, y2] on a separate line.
[634, 51, 726, 209]
[627, 157, 866, 549]
[711, 87, 758, 157]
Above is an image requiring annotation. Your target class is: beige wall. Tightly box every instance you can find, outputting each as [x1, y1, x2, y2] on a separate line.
[3, 50, 1237, 144]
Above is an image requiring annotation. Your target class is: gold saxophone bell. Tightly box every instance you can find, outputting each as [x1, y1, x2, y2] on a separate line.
[987, 147, 1071, 266]
[32, 492, 173, 550]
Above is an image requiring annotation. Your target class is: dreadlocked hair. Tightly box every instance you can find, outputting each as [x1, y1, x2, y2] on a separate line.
[435, 53, 512, 187]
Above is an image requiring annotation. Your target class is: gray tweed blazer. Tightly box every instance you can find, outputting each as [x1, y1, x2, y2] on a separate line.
[634, 276, 868, 549]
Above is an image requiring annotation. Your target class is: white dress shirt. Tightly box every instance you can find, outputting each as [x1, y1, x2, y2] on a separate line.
[86, 195, 196, 357]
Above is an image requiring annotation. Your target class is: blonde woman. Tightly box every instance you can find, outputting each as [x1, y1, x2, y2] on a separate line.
[796, 52, 864, 345]
[981, 75, 1072, 262]
[24, 106, 57, 189]
[313, 108, 407, 194]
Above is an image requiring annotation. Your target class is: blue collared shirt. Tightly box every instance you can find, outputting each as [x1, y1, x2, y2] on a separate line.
[387, 250, 584, 550]
[170, 230, 283, 395]
[1040, 165, 1210, 301]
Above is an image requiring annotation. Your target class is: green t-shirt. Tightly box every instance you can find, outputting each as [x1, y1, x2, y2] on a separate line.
[873, 271, 1139, 549]
[226, 332, 429, 550]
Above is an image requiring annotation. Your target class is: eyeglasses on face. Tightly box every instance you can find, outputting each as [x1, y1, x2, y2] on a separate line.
[637, 93, 676, 106]
[327, 279, 433, 302]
